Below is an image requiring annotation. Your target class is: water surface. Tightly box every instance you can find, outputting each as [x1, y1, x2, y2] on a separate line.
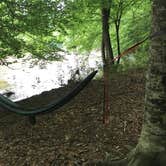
[0, 52, 101, 101]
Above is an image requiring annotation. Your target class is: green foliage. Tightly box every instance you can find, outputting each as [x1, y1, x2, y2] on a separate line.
[0, 0, 152, 69]
[62, 0, 151, 70]
[0, 0, 65, 59]
[117, 0, 151, 68]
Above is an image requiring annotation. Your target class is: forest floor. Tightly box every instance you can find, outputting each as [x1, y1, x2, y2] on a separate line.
[0, 68, 146, 166]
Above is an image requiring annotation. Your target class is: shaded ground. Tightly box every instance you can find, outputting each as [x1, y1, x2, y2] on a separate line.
[0, 68, 146, 166]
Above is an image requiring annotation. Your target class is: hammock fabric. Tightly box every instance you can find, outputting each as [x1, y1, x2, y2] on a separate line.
[0, 70, 97, 124]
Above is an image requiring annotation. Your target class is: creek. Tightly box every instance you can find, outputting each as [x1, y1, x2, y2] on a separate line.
[0, 52, 101, 101]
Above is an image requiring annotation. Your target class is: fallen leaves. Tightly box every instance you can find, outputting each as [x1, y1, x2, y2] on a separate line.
[0, 68, 145, 165]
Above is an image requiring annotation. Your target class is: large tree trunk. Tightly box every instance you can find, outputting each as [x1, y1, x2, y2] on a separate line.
[94, 0, 166, 165]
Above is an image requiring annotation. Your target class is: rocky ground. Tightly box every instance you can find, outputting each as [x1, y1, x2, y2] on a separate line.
[0, 68, 146, 166]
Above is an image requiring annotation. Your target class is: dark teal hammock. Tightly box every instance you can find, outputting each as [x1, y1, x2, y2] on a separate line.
[0, 70, 97, 124]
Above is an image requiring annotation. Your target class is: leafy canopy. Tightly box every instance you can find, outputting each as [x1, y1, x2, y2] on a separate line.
[0, 0, 151, 67]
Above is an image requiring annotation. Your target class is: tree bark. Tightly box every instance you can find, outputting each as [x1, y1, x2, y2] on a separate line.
[115, 21, 121, 64]
[102, 8, 114, 64]
[101, 7, 114, 125]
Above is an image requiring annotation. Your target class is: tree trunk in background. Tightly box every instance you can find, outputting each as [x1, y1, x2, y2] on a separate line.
[115, 21, 121, 64]
[102, 8, 114, 64]
[101, 7, 114, 125]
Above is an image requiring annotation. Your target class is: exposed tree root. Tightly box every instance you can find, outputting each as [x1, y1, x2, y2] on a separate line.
[88, 151, 166, 166]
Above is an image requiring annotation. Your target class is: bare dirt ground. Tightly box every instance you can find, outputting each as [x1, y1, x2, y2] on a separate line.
[0, 68, 146, 166]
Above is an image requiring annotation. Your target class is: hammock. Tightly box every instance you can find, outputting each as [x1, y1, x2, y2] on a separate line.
[0, 70, 97, 124]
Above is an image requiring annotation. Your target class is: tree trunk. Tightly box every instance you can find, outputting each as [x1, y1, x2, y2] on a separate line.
[115, 21, 121, 64]
[114, 0, 123, 65]
[102, 8, 114, 64]
[101, 7, 114, 125]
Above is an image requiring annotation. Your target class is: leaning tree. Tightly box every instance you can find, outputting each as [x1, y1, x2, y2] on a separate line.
[94, 0, 166, 165]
